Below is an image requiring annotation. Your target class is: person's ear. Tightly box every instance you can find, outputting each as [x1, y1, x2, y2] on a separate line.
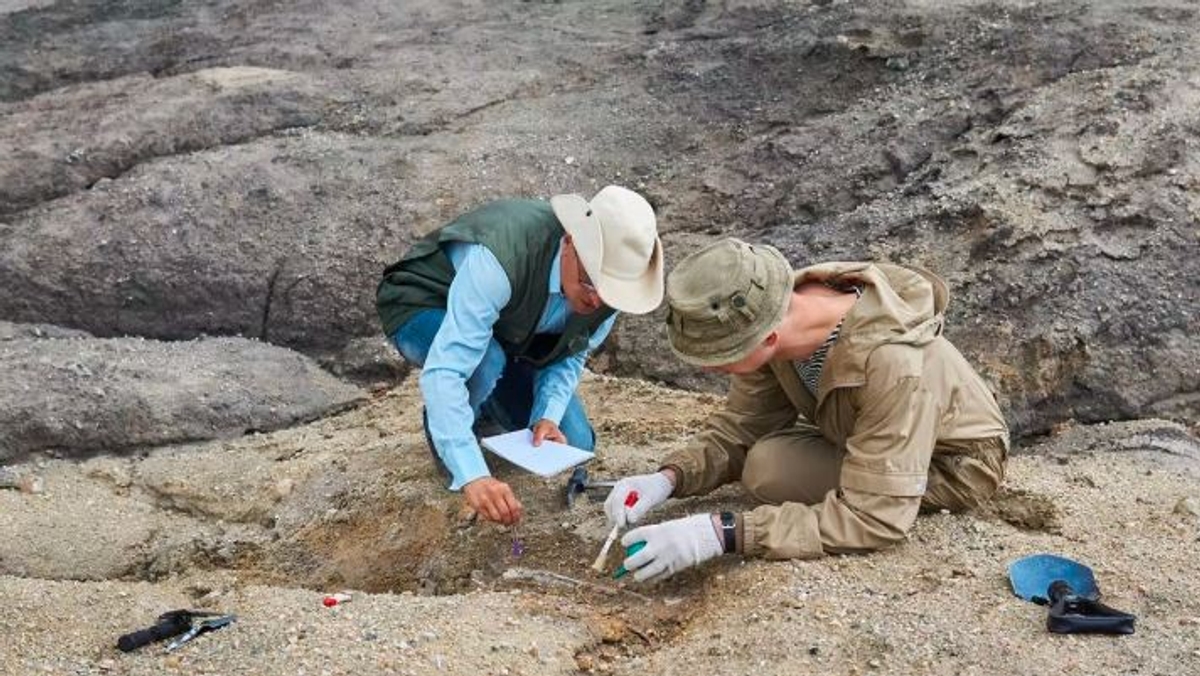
[763, 332, 779, 348]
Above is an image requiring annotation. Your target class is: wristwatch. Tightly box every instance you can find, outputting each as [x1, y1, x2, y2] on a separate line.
[718, 511, 737, 553]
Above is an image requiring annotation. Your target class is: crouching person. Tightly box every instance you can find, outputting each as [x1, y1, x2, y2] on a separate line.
[606, 238, 1008, 582]
[378, 186, 664, 525]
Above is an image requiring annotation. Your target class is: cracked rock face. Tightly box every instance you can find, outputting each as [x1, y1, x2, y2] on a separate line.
[1, 0, 1197, 439]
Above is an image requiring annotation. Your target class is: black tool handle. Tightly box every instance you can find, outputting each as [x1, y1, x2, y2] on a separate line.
[116, 617, 191, 652]
[1047, 580, 1075, 604]
[1046, 580, 1136, 635]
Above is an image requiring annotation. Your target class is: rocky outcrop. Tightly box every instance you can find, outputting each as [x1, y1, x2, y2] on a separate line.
[0, 67, 338, 215]
[0, 334, 363, 461]
[0, 320, 91, 341]
[603, 3, 1200, 436]
[0, 132, 426, 353]
[1, 0, 1196, 437]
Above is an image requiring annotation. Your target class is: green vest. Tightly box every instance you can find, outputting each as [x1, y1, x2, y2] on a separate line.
[376, 199, 615, 369]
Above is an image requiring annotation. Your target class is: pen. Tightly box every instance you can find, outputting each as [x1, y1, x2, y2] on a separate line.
[511, 520, 525, 557]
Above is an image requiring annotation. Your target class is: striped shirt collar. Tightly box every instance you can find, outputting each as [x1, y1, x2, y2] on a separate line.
[794, 283, 863, 396]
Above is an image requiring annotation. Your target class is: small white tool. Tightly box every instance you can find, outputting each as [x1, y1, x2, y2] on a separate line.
[591, 490, 639, 573]
[591, 523, 621, 573]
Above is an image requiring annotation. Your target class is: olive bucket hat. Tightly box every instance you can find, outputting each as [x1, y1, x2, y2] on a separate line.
[665, 238, 794, 367]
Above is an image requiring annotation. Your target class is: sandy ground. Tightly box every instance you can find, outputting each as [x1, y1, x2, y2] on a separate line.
[1, 374, 1198, 676]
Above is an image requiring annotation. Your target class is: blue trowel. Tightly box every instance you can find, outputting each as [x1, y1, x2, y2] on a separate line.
[1008, 554, 1135, 635]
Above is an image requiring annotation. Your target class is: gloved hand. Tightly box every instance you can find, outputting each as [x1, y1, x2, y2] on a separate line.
[619, 514, 724, 583]
[604, 471, 674, 528]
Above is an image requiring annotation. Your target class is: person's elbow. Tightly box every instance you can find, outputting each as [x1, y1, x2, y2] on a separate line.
[418, 365, 457, 404]
[861, 523, 910, 551]
[822, 526, 908, 555]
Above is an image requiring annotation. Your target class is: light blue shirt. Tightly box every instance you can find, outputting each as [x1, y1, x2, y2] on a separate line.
[420, 240, 616, 490]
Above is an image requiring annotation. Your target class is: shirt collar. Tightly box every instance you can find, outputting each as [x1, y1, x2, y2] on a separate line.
[548, 238, 564, 295]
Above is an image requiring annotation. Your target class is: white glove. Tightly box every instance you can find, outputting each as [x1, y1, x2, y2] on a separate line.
[604, 471, 674, 528]
[620, 514, 724, 583]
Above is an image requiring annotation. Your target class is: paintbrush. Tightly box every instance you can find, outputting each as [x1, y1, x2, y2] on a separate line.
[591, 490, 638, 572]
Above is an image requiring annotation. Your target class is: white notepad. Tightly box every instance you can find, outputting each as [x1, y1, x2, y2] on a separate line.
[480, 429, 594, 477]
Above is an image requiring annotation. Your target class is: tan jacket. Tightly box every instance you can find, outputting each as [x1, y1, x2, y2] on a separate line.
[662, 262, 1009, 559]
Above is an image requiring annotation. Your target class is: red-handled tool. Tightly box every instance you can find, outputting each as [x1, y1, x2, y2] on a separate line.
[591, 491, 639, 572]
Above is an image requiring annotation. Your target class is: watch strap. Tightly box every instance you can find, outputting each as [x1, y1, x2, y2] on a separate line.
[719, 511, 737, 553]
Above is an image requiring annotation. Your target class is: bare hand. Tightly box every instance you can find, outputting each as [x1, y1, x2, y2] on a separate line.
[463, 477, 523, 525]
[530, 418, 566, 446]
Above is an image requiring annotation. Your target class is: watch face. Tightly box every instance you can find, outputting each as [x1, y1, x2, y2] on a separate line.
[719, 512, 737, 553]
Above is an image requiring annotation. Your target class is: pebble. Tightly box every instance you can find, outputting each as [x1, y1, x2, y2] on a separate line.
[0, 468, 45, 494]
[1173, 497, 1199, 517]
[594, 617, 626, 643]
[273, 478, 296, 498]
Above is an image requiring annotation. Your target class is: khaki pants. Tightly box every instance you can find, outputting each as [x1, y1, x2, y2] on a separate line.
[740, 425, 1006, 511]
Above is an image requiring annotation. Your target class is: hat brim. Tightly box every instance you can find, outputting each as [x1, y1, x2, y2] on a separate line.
[667, 284, 790, 367]
[551, 194, 664, 315]
[665, 244, 794, 367]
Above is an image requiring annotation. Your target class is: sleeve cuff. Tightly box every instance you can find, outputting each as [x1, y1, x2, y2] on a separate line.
[447, 452, 491, 491]
[659, 451, 703, 496]
[531, 399, 568, 427]
[741, 503, 826, 560]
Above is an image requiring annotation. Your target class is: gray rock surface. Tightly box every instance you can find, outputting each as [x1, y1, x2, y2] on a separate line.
[0, 335, 363, 461]
[0, 319, 91, 340]
[600, 2, 1200, 436]
[0, 131, 426, 353]
[0, 1, 1196, 436]
[0, 66, 334, 214]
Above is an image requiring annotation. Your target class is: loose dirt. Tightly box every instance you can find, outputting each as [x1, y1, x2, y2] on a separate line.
[2, 375, 1198, 675]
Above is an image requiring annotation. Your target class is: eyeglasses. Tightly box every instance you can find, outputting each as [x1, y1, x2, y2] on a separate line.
[578, 267, 598, 296]
[568, 240, 599, 297]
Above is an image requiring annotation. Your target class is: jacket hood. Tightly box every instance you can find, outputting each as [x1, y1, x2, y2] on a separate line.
[793, 261, 949, 389]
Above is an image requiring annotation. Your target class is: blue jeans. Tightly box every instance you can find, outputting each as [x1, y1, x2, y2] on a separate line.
[392, 309, 597, 451]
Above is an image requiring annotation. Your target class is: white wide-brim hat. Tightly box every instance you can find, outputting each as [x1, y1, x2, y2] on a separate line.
[550, 185, 664, 315]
